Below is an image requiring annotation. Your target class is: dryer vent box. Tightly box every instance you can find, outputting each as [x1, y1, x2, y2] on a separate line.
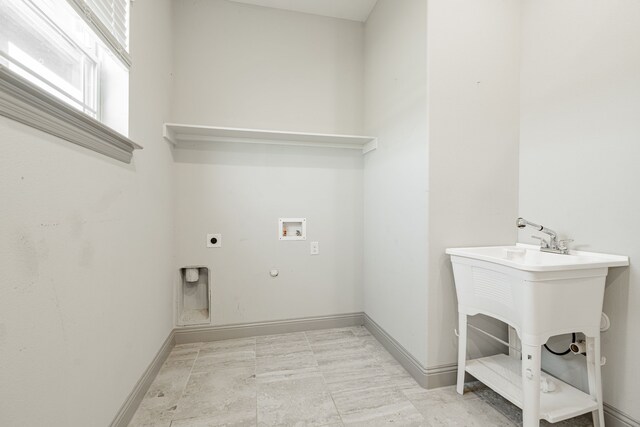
[177, 266, 210, 326]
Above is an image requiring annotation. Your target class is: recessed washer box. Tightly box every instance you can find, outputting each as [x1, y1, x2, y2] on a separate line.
[279, 218, 306, 240]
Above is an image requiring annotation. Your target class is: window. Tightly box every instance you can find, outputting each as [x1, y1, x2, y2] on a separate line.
[0, 0, 130, 135]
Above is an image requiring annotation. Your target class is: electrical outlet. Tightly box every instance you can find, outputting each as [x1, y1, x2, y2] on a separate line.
[207, 233, 222, 248]
[310, 241, 319, 255]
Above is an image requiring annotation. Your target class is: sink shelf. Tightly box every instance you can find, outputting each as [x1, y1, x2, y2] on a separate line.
[466, 354, 598, 423]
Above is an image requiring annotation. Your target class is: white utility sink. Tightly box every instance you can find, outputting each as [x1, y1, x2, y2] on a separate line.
[447, 244, 628, 272]
[446, 243, 628, 427]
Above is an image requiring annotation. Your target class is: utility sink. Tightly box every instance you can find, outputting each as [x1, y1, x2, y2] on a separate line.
[446, 243, 628, 427]
[446, 244, 628, 272]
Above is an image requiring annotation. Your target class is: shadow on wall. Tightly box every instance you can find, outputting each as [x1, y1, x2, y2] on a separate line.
[170, 141, 364, 170]
[1, 117, 139, 173]
[603, 265, 631, 394]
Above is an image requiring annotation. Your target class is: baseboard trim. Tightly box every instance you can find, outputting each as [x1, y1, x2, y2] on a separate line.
[110, 330, 176, 427]
[604, 403, 640, 427]
[363, 313, 457, 389]
[174, 312, 364, 345]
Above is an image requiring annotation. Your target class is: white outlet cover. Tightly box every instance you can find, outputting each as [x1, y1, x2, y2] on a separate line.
[310, 241, 319, 255]
[207, 233, 222, 248]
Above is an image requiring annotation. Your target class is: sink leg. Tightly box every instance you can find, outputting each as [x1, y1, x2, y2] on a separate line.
[508, 326, 521, 359]
[586, 335, 605, 427]
[522, 343, 541, 427]
[456, 312, 467, 395]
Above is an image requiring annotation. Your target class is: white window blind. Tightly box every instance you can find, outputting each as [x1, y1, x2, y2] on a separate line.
[67, 0, 130, 67]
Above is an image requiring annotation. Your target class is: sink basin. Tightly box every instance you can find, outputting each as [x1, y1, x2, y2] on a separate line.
[446, 243, 629, 341]
[446, 244, 628, 272]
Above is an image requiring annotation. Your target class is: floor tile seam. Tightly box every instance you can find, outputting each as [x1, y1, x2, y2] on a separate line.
[255, 372, 323, 386]
[256, 367, 322, 381]
[170, 347, 201, 424]
[255, 348, 316, 359]
[311, 350, 376, 361]
[328, 380, 409, 397]
[403, 393, 428, 424]
[308, 338, 366, 350]
[302, 330, 312, 345]
[314, 348, 390, 375]
[303, 330, 323, 369]
[309, 341, 376, 359]
[318, 366, 397, 384]
[254, 337, 258, 427]
[324, 333, 426, 426]
[255, 341, 310, 351]
[337, 400, 422, 425]
[303, 330, 345, 425]
[319, 359, 347, 426]
[196, 350, 257, 360]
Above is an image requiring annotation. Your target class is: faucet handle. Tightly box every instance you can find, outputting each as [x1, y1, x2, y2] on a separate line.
[558, 239, 574, 251]
[531, 235, 549, 248]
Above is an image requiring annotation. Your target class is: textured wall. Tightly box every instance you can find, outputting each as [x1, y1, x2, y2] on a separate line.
[519, 0, 640, 420]
[171, 0, 364, 135]
[426, 0, 521, 368]
[172, 0, 365, 325]
[0, 1, 175, 425]
[363, 0, 429, 366]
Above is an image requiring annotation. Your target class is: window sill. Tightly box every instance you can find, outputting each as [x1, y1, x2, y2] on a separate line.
[0, 65, 141, 164]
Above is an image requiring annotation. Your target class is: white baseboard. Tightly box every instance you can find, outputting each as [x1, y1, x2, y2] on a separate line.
[604, 403, 640, 427]
[109, 330, 175, 427]
[174, 312, 364, 345]
[363, 313, 457, 389]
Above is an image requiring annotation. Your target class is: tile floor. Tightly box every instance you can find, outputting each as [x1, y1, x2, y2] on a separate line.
[129, 326, 593, 426]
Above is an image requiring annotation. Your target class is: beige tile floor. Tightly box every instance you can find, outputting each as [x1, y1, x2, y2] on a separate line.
[129, 326, 593, 426]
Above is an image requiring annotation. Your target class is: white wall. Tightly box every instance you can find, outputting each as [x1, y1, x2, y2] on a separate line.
[172, 0, 363, 135]
[362, 0, 520, 372]
[519, 0, 640, 420]
[426, 0, 521, 369]
[172, 0, 365, 325]
[363, 0, 429, 366]
[0, 1, 175, 425]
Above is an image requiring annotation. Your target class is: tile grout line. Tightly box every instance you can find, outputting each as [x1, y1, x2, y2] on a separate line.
[170, 345, 201, 426]
[136, 328, 430, 426]
[329, 327, 426, 425]
[254, 337, 258, 426]
[364, 329, 428, 424]
[306, 329, 348, 426]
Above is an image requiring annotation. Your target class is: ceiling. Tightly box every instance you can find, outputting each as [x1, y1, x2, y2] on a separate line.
[228, 0, 379, 22]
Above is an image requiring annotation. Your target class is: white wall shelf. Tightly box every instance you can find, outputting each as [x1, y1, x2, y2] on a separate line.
[163, 123, 377, 154]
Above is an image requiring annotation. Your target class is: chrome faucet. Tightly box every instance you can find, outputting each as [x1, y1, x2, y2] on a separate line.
[516, 217, 572, 255]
